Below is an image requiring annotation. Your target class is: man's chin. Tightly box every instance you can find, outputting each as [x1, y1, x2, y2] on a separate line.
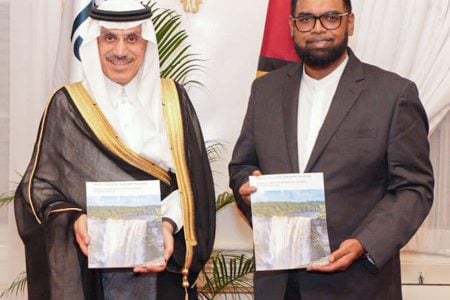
[303, 46, 335, 57]
[301, 53, 337, 68]
[296, 45, 348, 69]
[107, 74, 134, 85]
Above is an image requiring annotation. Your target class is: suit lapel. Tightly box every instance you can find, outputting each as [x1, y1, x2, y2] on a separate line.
[282, 64, 303, 173]
[304, 53, 365, 172]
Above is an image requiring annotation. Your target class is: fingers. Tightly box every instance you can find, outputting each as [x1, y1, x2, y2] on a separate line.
[307, 239, 364, 273]
[162, 221, 174, 262]
[74, 214, 90, 256]
[134, 221, 175, 274]
[133, 264, 166, 273]
[239, 170, 262, 205]
[239, 182, 256, 205]
[252, 170, 262, 176]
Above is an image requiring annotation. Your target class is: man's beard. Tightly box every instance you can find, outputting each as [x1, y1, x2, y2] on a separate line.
[294, 34, 348, 69]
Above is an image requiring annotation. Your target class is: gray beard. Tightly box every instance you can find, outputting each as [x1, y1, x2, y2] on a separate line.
[294, 35, 348, 69]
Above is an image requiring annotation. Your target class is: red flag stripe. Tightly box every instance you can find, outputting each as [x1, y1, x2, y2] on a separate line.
[259, 0, 300, 66]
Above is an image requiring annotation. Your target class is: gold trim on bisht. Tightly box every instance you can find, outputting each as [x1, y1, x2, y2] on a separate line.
[161, 78, 197, 291]
[256, 70, 268, 78]
[65, 82, 171, 185]
[47, 208, 84, 217]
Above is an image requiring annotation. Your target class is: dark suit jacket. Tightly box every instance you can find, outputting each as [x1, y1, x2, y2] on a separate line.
[229, 50, 434, 299]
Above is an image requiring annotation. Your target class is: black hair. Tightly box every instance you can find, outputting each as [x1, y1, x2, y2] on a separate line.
[291, 0, 352, 16]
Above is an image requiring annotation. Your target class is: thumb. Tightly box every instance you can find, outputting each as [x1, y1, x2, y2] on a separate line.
[252, 170, 262, 176]
[77, 214, 90, 244]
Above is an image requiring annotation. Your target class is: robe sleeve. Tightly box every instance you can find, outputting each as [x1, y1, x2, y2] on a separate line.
[14, 89, 93, 300]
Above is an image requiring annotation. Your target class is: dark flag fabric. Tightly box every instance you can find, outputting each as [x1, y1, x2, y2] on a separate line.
[257, 0, 300, 77]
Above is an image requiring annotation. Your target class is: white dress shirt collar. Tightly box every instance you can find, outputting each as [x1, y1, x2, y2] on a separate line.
[297, 55, 349, 172]
[104, 76, 138, 110]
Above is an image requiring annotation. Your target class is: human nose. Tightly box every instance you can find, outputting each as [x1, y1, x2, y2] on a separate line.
[112, 38, 128, 56]
[311, 17, 327, 33]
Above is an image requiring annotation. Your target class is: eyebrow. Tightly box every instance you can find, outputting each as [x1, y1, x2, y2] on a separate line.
[296, 10, 341, 17]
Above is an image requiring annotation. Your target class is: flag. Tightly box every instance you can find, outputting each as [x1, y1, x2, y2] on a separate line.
[257, 0, 300, 77]
[53, 0, 95, 88]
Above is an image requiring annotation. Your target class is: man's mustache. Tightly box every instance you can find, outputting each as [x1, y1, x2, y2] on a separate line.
[105, 55, 135, 64]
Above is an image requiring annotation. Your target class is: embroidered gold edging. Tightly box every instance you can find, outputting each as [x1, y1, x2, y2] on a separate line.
[65, 82, 170, 185]
[47, 208, 83, 217]
[161, 79, 197, 288]
[256, 70, 268, 78]
[27, 97, 55, 225]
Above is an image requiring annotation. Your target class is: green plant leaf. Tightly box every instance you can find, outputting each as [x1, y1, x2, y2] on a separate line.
[206, 141, 224, 164]
[199, 252, 254, 299]
[0, 193, 14, 209]
[151, 5, 203, 86]
[0, 271, 27, 298]
[216, 192, 236, 212]
[159, 31, 188, 62]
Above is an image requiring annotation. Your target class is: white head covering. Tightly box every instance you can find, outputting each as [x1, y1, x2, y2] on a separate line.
[79, 0, 174, 171]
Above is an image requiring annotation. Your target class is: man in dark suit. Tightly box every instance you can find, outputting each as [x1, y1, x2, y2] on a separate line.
[229, 0, 434, 299]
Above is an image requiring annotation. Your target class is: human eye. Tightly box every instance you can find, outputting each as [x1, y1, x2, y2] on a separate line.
[125, 34, 139, 44]
[323, 13, 340, 22]
[102, 33, 117, 43]
[298, 15, 314, 23]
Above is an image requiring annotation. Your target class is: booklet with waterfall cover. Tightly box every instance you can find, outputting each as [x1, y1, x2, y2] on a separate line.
[249, 173, 330, 271]
[86, 180, 164, 268]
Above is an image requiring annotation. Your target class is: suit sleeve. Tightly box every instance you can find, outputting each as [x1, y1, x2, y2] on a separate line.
[353, 81, 434, 268]
[229, 81, 260, 222]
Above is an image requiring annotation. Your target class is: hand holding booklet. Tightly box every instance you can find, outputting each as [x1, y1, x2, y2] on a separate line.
[250, 173, 330, 271]
[86, 180, 164, 269]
